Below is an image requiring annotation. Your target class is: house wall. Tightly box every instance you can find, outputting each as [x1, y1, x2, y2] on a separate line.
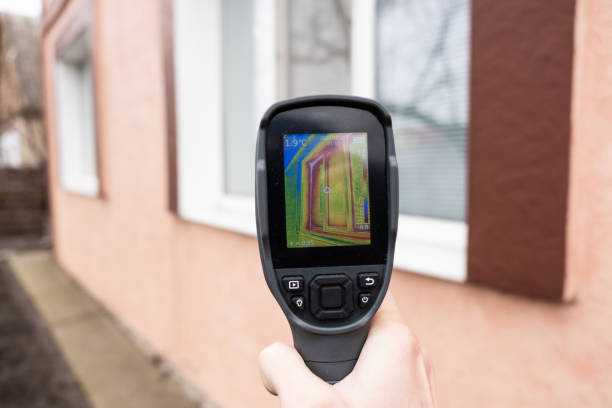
[42, 0, 612, 407]
[566, 0, 612, 300]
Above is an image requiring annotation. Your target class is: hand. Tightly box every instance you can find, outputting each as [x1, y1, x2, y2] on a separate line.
[259, 295, 437, 407]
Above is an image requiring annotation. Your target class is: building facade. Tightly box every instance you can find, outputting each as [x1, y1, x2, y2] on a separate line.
[41, 0, 612, 406]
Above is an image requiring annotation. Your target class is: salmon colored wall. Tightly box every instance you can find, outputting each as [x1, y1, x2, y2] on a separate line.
[566, 0, 612, 300]
[43, 1, 288, 406]
[43, 0, 612, 407]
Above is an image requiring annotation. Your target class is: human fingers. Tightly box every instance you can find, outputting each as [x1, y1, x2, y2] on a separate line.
[336, 294, 436, 407]
[259, 342, 345, 407]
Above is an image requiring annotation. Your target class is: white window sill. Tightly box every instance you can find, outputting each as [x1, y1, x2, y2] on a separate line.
[394, 215, 467, 282]
[60, 175, 100, 197]
[179, 194, 257, 237]
[181, 194, 467, 282]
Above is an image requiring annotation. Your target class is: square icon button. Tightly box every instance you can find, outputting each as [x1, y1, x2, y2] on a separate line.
[291, 296, 305, 311]
[358, 292, 372, 308]
[282, 276, 304, 292]
[320, 285, 343, 309]
[358, 273, 378, 289]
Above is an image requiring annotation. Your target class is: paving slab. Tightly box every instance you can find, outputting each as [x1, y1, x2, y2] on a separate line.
[7, 250, 204, 408]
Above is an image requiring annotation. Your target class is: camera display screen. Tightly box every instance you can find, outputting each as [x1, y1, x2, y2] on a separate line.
[283, 133, 371, 248]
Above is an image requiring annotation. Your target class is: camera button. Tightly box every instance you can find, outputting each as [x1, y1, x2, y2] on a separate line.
[358, 273, 378, 289]
[282, 276, 304, 292]
[291, 296, 305, 311]
[310, 274, 353, 320]
[320, 285, 343, 309]
[358, 293, 372, 308]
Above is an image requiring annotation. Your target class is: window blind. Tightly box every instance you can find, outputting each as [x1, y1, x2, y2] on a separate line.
[376, 0, 470, 221]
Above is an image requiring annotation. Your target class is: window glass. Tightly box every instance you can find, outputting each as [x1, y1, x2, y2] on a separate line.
[223, 0, 275, 196]
[376, 0, 470, 220]
[223, 0, 352, 196]
[222, 0, 257, 196]
[285, 0, 351, 97]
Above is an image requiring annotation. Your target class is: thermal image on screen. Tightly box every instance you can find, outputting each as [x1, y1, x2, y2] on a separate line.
[283, 133, 371, 248]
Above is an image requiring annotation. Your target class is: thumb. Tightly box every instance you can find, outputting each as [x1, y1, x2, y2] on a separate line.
[259, 342, 343, 407]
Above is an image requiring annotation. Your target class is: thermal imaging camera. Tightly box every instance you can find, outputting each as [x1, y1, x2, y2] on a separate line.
[255, 95, 398, 383]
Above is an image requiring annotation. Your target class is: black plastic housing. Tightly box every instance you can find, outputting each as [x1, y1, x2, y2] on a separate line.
[255, 95, 398, 382]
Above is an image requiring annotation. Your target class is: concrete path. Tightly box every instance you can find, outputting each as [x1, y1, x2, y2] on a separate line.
[0, 257, 92, 408]
[6, 250, 206, 408]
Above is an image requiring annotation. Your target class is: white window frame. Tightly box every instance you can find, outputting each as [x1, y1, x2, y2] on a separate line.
[54, 30, 100, 197]
[174, 0, 466, 282]
[173, 0, 274, 236]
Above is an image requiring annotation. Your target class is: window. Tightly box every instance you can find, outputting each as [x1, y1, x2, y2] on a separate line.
[353, 0, 469, 281]
[376, 0, 470, 221]
[0, 130, 21, 168]
[168, 0, 469, 281]
[280, 0, 352, 98]
[169, 0, 274, 232]
[54, 14, 99, 197]
[222, 0, 276, 196]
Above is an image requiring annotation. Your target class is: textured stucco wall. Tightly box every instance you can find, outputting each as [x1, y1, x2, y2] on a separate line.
[42, 0, 612, 407]
[566, 1, 612, 301]
[43, 1, 288, 406]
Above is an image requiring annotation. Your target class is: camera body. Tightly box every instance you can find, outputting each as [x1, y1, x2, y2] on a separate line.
[255, 95, 398, 383]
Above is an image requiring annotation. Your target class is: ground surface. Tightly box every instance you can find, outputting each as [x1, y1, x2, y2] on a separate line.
[5, 250, 204, 408]
[0, 257, 92, 408]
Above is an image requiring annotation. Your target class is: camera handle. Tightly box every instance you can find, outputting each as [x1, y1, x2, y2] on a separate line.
[290, 322, 370, 384]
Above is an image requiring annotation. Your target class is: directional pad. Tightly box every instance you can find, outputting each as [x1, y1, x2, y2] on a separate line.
[310, 274, 353, 320]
